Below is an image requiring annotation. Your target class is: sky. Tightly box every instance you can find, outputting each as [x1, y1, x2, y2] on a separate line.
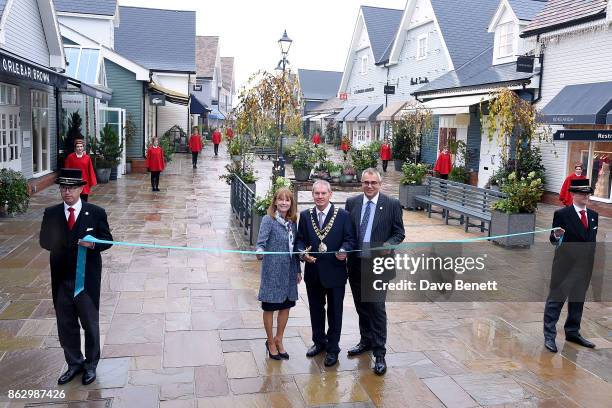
[119, 0, 406, 93]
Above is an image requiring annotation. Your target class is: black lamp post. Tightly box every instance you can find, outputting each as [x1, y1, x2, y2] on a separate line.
[274, 30, 292, 177]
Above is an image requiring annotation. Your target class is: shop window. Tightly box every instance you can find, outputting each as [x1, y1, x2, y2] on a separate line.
[64, 46, 101, 85]
[0, 83, 19, 105]
[438, 127, 457, 151]
[592, 142, 611, 200]
[32, 90, 50, 175]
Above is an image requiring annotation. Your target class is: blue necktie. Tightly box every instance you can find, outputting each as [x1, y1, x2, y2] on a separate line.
[360, 201, 372, 243]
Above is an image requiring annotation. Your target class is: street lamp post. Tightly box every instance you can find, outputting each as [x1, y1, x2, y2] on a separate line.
[274, 30, 292, 177]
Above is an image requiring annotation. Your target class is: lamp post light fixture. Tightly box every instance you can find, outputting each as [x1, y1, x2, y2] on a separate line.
[274, 30, 292, 177]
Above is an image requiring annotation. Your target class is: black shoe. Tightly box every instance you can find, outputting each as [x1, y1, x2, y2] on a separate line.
[544, 338, 557, 353]
[347, 342, 371, 357]
[82, 369, 96, 385]
[324, 352, 338, 367]
[266, 340, 282, 360]
[374, 356, 387, 375]
[278, 351, 289, 359]
[306, 344, 326, 358]
[565, 334, 595, 348]
[58, 366, 83, 385]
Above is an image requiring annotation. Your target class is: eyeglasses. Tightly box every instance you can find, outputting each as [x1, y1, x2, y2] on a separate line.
[361, 181, 380, 186]
[60, 185, 80, 192]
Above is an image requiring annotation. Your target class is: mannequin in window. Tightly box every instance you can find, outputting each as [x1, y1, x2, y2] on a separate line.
[594, 155, 610, 198]
[559, 162, 586, 206]
[434, 146, 452, 179]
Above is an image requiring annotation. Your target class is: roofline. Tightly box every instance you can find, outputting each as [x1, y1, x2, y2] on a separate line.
[521, 12, 606, 38]
[298, 68, 343, 74]
[413, 77, 534, 98]
[360, 5, 405, 12]
[487, 0, 518, 33]
[119, 5, 196, 14]
[338, 8, 366, 93]
[56, 11, 115, 20]
[151, 69, 196, 75]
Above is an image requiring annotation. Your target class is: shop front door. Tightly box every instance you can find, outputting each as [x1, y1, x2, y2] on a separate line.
[0, 107, 21, 172]
[99, 107, 126, 176]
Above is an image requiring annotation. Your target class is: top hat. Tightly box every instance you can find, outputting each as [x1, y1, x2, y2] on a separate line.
[55, 168, 87, 186]
[568, 178, 593, 194]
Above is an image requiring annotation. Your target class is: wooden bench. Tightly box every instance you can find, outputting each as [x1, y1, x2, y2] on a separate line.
[415, 177, 506, 234]
[248, 146, 277, 160]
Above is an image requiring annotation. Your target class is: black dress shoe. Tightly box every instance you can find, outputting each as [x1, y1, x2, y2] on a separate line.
[374, 356, 387, 375]
[306, 344, 326, 358]
[278, 351, 289, 359]
[266, 340, 282, 360]
[324, 352, 338, 367]
[58, 366, 83, 385]
[565, 334, 595, 348]
[82, 369, 96, 385]
[544, 338, 557, 353]
[347, 342, 371, 357]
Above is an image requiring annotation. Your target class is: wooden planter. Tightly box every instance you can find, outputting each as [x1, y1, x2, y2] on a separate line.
[394, 160, 403, 171]
[490, 210, 536, 248]
[294, 167, 311, 181]
[399, 184, 428, 210]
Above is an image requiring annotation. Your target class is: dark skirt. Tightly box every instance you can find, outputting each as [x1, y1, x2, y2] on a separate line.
[261, 298, 296, 311]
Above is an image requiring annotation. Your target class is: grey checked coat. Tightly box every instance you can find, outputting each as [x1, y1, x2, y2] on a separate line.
[256, 215, 300, 303]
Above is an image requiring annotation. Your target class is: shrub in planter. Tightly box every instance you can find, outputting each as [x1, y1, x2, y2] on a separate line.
[399, 162, 428, 209]
[350, 144, 378, 181]
[290, 137, 317, 180]
[448, 166, 470, 184]
[341, 164, 356, 183]
[0, 168, 29, 215]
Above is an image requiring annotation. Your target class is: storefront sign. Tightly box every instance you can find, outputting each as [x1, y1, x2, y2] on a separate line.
[339, 92, 348, 100]
[61, 93, 83, 112]
[516, 56, 534, 73]
[22, 131, 31, 148]
[384, 85, 395, 95]
[149, 94, 166, 106]
[354, 87, 374, 94]
[0, 51, 67, 88]
[193, 84, 202, 91]
[554, 129, 612, 141]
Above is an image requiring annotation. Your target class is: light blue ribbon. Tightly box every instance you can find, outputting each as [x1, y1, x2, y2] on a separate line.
[74, 228, 561, 298]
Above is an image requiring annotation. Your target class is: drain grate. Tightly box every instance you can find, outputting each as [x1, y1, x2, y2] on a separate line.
[25, 398, 112, 408]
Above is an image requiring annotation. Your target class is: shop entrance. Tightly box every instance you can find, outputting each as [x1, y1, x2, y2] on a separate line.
[567, 141, 612, 203]
[99, 106, 126, 177]
[0, 106, 20, 172]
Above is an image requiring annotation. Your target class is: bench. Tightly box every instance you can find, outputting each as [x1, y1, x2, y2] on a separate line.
[415, 177, 506, 234]
[248, 146, 277, 160]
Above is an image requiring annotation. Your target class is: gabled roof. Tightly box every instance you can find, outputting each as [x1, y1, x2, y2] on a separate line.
[413, 46, 535, 95]
[507, 0, 548, 21]
[429, 0, 499, 69]
[298, 69, 343, 101]
[221, 57, 234, 92]
[522, 0, 608, 36]
[196, 36, 219, 78]
[54, 0, 117, 17]
[309, 97, 345, 113]
[115, 6, 196, 72]
[361, 6, 403, 64]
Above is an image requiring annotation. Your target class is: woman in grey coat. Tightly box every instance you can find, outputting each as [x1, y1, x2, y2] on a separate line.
[256, 187, 301, 360]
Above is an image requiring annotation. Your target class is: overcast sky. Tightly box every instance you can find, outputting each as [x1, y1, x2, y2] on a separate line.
[119, 0, 405, 92]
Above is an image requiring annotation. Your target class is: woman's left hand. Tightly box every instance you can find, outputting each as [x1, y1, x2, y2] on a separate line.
[297, 273, 302, 284]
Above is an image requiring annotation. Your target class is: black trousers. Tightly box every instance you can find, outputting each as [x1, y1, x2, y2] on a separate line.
[305, 274, 345, 354]
[214, 143, 219, 156]
[151, 171, 160, 189]
[192, 152, 199, 167]
[382, 160, 389, 172]
[349, 262, 388, 357]
[55, 281, 100, 370]
[80, 194, 89, 202]
[543, 300, 584, 340]
[439, 174, 448, 179]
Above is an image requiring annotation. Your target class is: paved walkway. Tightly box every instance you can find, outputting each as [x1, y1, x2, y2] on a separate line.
[0, 144, 611, 407]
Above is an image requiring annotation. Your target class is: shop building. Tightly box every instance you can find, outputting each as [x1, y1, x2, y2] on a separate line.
[298, 69, 342, 136]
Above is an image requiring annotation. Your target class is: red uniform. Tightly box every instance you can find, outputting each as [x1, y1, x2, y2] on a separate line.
[225, 128, 234, 140]
[559, 173, 587, 206]
[212, 130, 222, 145]
[380, 144, 392, 161]
[312, 133, 321, 145]
[341, 142, 350, 152]
[146, 146, 165, 172]
[188, 134, 202, 152]
[434, 151, 452, 175]
[64, 152, 97, 194]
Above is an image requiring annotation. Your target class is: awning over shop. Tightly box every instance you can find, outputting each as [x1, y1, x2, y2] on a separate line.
[540, 81, 612, 125]
[356, 104, 383, 122]
[209, 106, 225, 120]
[302, 114, 315, 120]
[334, 106, 355, 122]
[377, 101, 408, 121]
[344, 105, 368, 122]
[418, 94, 492, 115]
[148, 82, 189, 105]
[189, 93, 211, 115]
[0, 49, 68, 89]
[66, 78, 112, 102]
[310, 113, 332, 120]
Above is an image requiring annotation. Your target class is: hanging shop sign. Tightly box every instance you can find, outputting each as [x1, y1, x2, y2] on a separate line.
[149, 94, 166, 106]
[554, 129, 612, 141]
[0, 51, 67, 88]
[384, 85, 395, 95]
[516, 56, 535, 73]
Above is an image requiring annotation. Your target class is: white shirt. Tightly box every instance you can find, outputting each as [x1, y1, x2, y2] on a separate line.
[573, 204, 588, 226]
[315, 203, 332, 227]
[64, 199, 82, 221]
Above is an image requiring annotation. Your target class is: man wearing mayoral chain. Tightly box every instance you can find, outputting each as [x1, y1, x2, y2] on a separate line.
[295, 180, 356, 367]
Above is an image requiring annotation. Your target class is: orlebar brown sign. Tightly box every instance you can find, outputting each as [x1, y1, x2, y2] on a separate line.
[0, 51, 67, 88]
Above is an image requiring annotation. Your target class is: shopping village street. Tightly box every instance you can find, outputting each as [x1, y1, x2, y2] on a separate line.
[1, 147, 611, 407]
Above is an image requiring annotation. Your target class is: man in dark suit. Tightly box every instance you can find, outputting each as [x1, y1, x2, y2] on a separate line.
[39, 169, 113, 385]
[345, 168, 405, 375]
[544, 178, 598, 353]
[295, 180, 356, 367]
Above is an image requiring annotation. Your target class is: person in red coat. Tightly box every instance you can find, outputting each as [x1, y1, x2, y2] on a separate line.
[341, 138, 350, 161]
[146, 137, 165, 192]
[225, 127, 234, 140]
[434, 147, 452, 179]
[380, 140, 392, 172]
[188, 126, 203, 168]
[212, 128, 222, 157]
[559, 162, 587, 206]
[64, 138, 97, 201]
[312, 132, 321, 145]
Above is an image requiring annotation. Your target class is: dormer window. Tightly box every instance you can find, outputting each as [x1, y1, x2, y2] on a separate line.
[497, 22, 514, 57]
[361, 55, 368, 75]
[417, 34, 428, 60]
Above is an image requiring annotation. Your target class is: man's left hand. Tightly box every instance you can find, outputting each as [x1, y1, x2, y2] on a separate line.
[335, 251, 347, 261]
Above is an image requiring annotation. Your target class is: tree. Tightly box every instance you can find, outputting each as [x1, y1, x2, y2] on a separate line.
[392, 102, 433, 163]
[66, 111, 83, 155]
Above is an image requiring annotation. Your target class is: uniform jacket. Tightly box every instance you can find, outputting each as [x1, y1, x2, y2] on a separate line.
[146, 146, 165, 172]
[188, 134, 203, 152]
[64, 153, 97, 194]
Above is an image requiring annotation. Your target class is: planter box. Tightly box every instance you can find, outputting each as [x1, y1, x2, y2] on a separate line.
[95, 168, 111, 184]
[394, 160, 403, 171]
[490, 210, 536, 248]
[130, 159, 148, 174]
[399, 184, 428, 210]
[250, 211, 263, 245]
[231, 155, 243, 163]
[294, 167, 311, 181]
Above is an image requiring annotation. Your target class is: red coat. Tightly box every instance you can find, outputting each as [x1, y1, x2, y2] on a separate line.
[146, 146, 165, 172]
[434, 151, 452, 175]
[189, 134, 202, 152]
[225, 128, 234, 139]
[212, 130, 222, 145]
[559, 173, 587, 206]
[312, 133, 321, 145]
[380, 144, 392, 161]
[65, 152, 97, 194]
[341, 142, 350, 152]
